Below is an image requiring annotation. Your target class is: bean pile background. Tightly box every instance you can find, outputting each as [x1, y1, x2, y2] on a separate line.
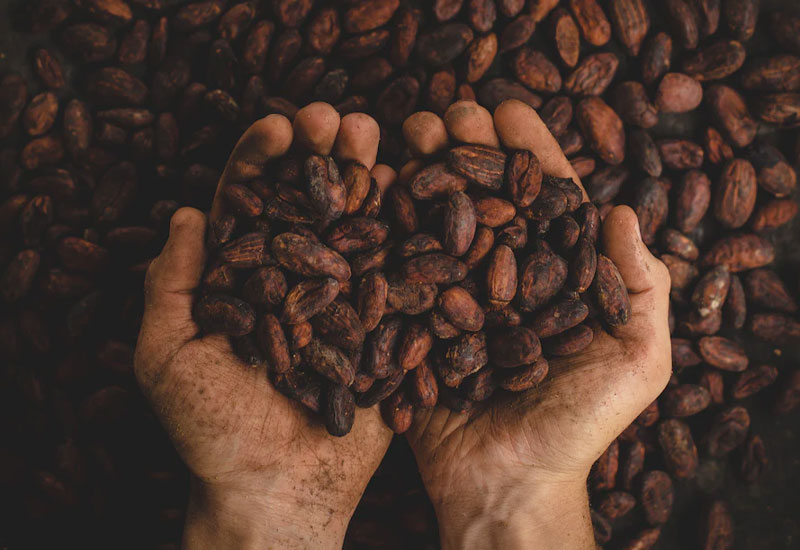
[0, 0, 798, 548]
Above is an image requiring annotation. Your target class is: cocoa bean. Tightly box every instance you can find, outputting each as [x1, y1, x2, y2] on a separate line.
[672, 338, 702, 370]
[564, 53, 619, 97]
[656, 73, 703, 113]
[661, 384, 711, 417]
[739, 434, 768, 482]
[478, 78, 543, 110]
[531, 297, 589, 338]
[641, 471, 674, 525]
[576, 97, 625, 165]
[380, 389, 413, 434]
[518, 241, 568, 311]
[194, 294, 256, 336]
[444, 332, 488, 377]
[702, 234, 774, 272]
[551, 8, 580, 67]
[324, 384, 355, 437]
[302, 339, 355, 387]
[657, 419, 698, 478]
[387, 278, 437, 314]
[664, 0, 700, 49]
[698, 336, 748, 372]
[731, 364, 778, 400]
[496, 357, 548, 391]
[282, 278, 340, 325]
[402, 253, 467, 284]
[703, 126, 733, 165]
[569, 0, 611, 46]
[438, 286, 484, 332]
[773, 370, 800, 414]
[608, 0, 649, 56]
[512, 48, 562, 93]
[272, 232, 350, 281]
[750, 199, 798, 233]
[682, 40, 746, 81]
[632, 177, 668, 245]
[486, 244, 517, 302]
[409, 359, 438, 407]
[723, 0, 759, 42]
[674, 170, 711, 233]
[416, 24, 474, 67]
[613, 82, 659, 129]
[706, 85, 758, 147]
[658, 139, 704, 170]
[255, 314, 291, 374]
[706, 406, 750, 457]
[442, 191, 477, 256]
[592, 440, 619, 491]
[620, 440, 646, 491]
[32, 48, 66, 90]
[500, 14, 536, 54]
[641, 32, 672, 85]
[744, 269, 797, 313]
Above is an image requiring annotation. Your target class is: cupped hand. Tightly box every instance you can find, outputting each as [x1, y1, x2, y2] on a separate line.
[134, 103, 394, 550]
[402, 100, 673, 550]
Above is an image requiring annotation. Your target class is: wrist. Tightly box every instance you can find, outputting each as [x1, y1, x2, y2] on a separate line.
[433, 476, 594, 550]
[183, 476, 353, 550]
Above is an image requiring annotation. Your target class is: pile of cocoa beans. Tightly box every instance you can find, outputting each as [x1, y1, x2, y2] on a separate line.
[1, 0, 799, 548]
[194, 140, 631, 436]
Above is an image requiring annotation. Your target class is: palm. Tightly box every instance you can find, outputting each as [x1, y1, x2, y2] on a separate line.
[409, 328, 659, 494]
[140, 334, 391, 498]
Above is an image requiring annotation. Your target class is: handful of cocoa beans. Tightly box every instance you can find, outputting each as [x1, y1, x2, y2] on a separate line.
[193, 121, 630, 437]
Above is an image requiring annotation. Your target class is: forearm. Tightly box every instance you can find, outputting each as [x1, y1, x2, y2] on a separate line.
[182, 477, 352, 550]
[434, 478, 595, 550]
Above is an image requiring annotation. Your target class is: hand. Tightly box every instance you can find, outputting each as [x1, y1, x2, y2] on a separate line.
[134, 103, 394, 550]
[402, 100, 673, 550]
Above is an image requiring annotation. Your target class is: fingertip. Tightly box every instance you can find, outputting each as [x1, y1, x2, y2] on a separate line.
[601, 205, 639, 245]
[371, 163, 397, 193]
[293, 102, 341, 155]
[243, 114, 294, 160]
[402, 111, 448, 157]
[170, 207, 207, 235]
[334, 112, 380, 169]
[443, 100, 500, 147]
[212, 115, 293, 220]
[398, 159, 425, 185]
[494, 99, 584, 190]
[602, 205, 670, 295]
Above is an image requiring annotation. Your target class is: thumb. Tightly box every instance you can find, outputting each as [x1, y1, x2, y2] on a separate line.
[139, 208, 207, 359]
[601, 206, 671, 346]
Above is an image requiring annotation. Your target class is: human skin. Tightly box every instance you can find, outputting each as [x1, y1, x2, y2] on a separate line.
[402, 100, 673, 550]
[133, 103, 394, 550]
[135, 99, 671, 550]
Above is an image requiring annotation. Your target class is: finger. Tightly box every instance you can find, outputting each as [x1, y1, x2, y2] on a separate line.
[293, 102, 341, 156]
[371, 163, 397, 194]
[602, 206, 669, 295]
[333, 112, 381, 170]
[398, 159, 425, 185]
[443, 100, 500, 148]
[402, 111, 448, 158]
[210, 114, 293, 221]
[601, 206, 671, 349]
[493, 99, 587, 200]
[139, 208, 207, 359]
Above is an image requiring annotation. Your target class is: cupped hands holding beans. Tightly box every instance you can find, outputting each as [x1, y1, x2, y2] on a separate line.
[134, 100, 671, 549]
